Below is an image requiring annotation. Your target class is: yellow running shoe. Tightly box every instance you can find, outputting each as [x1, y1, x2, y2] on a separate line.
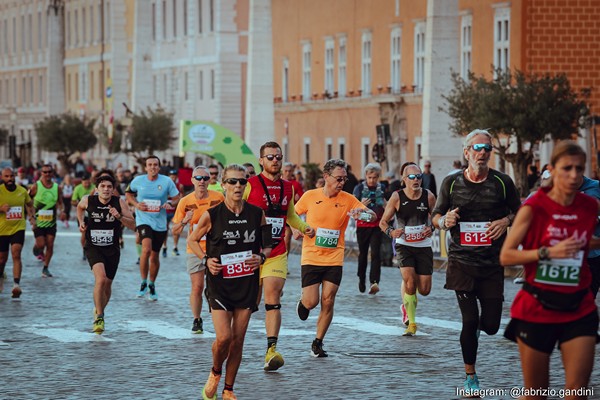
[93, 317, 105, 334]
[264, 345, 285, 371]
[403, 323, 417, 336]
[222, 390, 237, 400]
[202, 370, 221, 400]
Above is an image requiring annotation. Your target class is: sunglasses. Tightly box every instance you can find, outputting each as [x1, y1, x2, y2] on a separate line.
[224, 178, 248, 185]
[470, 143, 493, 152]
[41, 170, 53, 174]
[330, 175, 348, 183]
[209, 171, 219, 176]
[406, 174, 423, 180]
[262, 154, 283, 161]
[193, 175, 210, 182]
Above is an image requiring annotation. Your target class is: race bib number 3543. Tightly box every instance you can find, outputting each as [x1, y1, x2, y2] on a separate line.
[221, 250, 254, 279]
[459, 222, 491, 247]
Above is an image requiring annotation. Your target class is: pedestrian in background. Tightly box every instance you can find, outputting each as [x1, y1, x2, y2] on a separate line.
[421, 160, 437, 197]
[60, 173, 73, 227]
[500, 141, 599, 398]
[352, 163, 386, 294]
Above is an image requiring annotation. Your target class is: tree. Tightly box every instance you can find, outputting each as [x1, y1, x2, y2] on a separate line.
[302, 162, 322, 190]
[35, 113, 98, 173]
[442, 68, 589, 196]
[103, 106, 176, 166]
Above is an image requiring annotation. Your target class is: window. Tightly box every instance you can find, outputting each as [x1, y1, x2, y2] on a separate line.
[12, 17, 16, 53]
[494, 7, 510, 74]
[163, 73, 167, 103]
[90, 6, 94, 43]
[29, 76, 33, 104]
[183, 0, 188, 35]
[209, 0, 214, 31]
[302, 42, 311, 100]
[461, 14, 472, 80]
[28, 14, 32, 51]
[324, 38, 334, 95]
[82, 8, 86, 45]
[21, 15, 25, 52]
[282, 58, 288, 102]
[162, 1, 167, 40]
[37, 12, 42, 49]
[414, 22, 425, 93]
[361, 31, 372, 96]
[39, 75, 43, 104]
[97, 4, 102, 43]
[65, 12, 70, 47]
[74, 9, 79, 46]
[198, 0, 202, 33]
[362, 138, 370, 170]
[90, 71, 95, 100]
[173, 0, 177, 38]
[0, 19, 3, 55]
[105, 2, 111, 41]
[67, 73, 71, 102]
[12, 78, 17, 103]
[338, 139, 345, 160]
[75, 72, 79, 103]
[152, 3, 156, 40]
[210, 69, 215, 99]
[304, 138, 311, 163]
[2, 18, 7, 54]
[198, 70, 203, 99]
[390, 27, 401, 93]
[338, 36, 346, 97]
[22, 77, 26, 104]
[0, 80, 2, 106]
[326, 138, 333, 161]
[184, 71, 189, 100]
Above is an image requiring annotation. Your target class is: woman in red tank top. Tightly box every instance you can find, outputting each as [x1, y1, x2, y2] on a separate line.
[500, 141, 599, 398]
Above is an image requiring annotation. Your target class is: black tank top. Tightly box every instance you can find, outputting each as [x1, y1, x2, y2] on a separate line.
[396, 189, 430, 227]
[85, 195, 122, 249]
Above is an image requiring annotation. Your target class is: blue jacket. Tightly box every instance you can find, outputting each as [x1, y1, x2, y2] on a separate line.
[579, 176, 600, 259]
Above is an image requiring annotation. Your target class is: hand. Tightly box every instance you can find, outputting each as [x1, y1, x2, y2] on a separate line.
[59, 211, 66, 222]
[292, 227, 304, 240]
[361, 198, 372, 206]
[0, 204, 9, 213]
[304, 226, 316, 238]
[108, 205, 121, 220]
[79, 222, 87, 233]
[486, 217, 510, 240]
[424, 225, 434, 238]
[550, 236, 586, 259]
[390, 228, 404, 239]
[245, 254, 262, 271]
[206, 257, 222, 275]
[137, 202, 149, 212]
[184, 210, 194, 222]
[163, 202, 175, 211]
[348, 208, 364, 219]
[444, 207, 460, 228]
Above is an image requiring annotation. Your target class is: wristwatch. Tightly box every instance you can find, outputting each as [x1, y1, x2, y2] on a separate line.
[259, 252, 267, 265]
[538, 246, 550, 261]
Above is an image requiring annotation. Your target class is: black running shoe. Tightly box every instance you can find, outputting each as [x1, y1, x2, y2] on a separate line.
[192, 318, 203, 334]
[358, 280, 366, 293]
[311, 340, 328, 358]
[296, 299, 309, 321]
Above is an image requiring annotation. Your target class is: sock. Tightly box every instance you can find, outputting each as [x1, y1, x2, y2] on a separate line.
[211, 367, 222, 375]
[43, 265, 49, 269]
[14, 278, 20, 284]
[148, 280, 154, 286]
[97, 313, 104, 319]
[223, 383, 234, 392]
[313, 338, 322, 346]
[403, 293, 417, 324]
[267, 336, 278, 350]
[136, 244, 142, 256]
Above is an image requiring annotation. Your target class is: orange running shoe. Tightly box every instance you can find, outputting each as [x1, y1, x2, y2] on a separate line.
[201, 370, 221, 400]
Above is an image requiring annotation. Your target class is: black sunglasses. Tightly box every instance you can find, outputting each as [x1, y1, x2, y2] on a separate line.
[41, 170, 53, 174]
[470, 143, 493, 152]
[262, 154, 283, 161]
[330, 175, 348, 183]
[224, 178, 248, 185]
[406, 174, 423, 180]
[193, 175, 210, 182]
[209, 171, 219, 176]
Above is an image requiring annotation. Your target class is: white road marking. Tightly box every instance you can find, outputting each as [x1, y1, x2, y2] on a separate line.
[333, 316, 430, 336]
[25, 327, 115, 342]
[122, 320, 216, 339]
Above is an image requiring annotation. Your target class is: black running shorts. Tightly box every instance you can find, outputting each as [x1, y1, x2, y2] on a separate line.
[85, 245, 121, 280]
[445, 259, 504, 299]
[301, 265, 343, 288]
[0, 230, 25, 252]
[136, 224, 168, 253]
[33, 226, 57, 238]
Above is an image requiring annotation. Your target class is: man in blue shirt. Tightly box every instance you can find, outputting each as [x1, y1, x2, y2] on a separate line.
[578, 175, 600, 298]
[126, 156, 181, 300]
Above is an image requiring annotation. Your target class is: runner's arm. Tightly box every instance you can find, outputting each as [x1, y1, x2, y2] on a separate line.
[285, 196, 309, 233]
[379, 191, 403, 238]
[187, 211, 211, 259]
[117, 198, 136, 231]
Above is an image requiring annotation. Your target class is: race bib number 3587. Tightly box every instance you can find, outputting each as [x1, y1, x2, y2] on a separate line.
[459, 222, 491, 247]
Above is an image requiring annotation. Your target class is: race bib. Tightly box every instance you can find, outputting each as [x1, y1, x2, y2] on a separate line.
[221, 250, 254, 279]
[6, 206, 23, 220]
[266, 217, 284, 240]
[38, 209, 53, 222]
[143, 199, 161, 212]
[90, 229, 114, 246]
[535, 251, 583, 287]
[399, 224, 427, 243]
[315, 228, 340, 248]
[459, 222, 491, 247]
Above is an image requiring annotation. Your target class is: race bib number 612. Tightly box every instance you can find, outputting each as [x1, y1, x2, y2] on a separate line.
[459, 222, 491, 247]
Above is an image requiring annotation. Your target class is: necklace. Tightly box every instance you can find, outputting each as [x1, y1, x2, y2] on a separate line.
[465, 168, 487, 183]
[226, 202, 243, 217]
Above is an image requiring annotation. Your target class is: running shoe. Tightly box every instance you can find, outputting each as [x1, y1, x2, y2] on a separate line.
[201, 370, 221, 400]
[358, 279, 366, 293]
[33, 246, 42, 257]
[192, 318, 204, 334]
[463, 373, 480, 394]
[36, 254, 45, 262]
[172, 247, 180, 256]
[41, 267, 53, 278]
[137, 281, 148, 297]
[264, 344, 285, 371]
[148, 283, 158, 301]
[401, 303, 409, 326]
[368, 282, 380, 295]
[93, 317, 105, 334]
[0, 272, 5, 293]
[11, 284, 22, 299]
[311, 340, 328, 358]
[162, 248, 167, 258]
[221, 390, 237, 400]
[296, 299, 309, 321]
[403, 323, 417, 336]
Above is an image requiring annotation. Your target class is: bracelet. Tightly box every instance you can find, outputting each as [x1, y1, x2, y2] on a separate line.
[385, 226, 394, 238]
[259, 252, 267, 264]
[439, 215, 449, 231]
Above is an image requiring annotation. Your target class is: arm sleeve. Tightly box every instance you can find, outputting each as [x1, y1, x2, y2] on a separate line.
[286, 196, 308, 232]
[242, 183, 252, 200]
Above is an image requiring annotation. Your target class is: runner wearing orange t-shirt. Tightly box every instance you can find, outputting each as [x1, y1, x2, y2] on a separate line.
[172, 165, 224, 334]
[294, 159, 375, 357]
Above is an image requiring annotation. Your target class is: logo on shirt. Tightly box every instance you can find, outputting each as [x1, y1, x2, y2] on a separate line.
[402, 201, 409, 205]
[552, 214, 577, 221]
[223, 230, 240, 239]
[417, 202, 428, 212]
[229, 219, 247, 224]
[316, 201, 323, 204]
[157, 185, 163, 191]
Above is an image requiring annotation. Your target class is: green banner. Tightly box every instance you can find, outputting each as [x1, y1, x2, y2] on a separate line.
[179, 120, 259, 169]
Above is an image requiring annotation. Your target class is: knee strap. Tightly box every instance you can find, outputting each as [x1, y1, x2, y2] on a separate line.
[265, 303, 281, 311]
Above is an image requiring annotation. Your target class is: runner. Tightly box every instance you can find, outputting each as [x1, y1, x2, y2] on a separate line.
[29, 164, 66, 278]
[207, 164, 224, 194]
[126, 156, 181, 301]
[577, 174, 600, 298]
[162, 169, 184, 257]
[172, 165, 224, 334]
[244, 141, 314, 371]
[72, 173, 96, 260]
[352, 163, 386, 294]
[380, 162, 436, 336]
[432, 129, 520, 392]
[282, 162, 304, 252]
[59, 173, 73, 228]
[0, 167, 35, 298]
[188, 164, 272, 400]
[294, 159, 375, 357]
[500, 141, 599, 399]
[77, 174, 135, 334]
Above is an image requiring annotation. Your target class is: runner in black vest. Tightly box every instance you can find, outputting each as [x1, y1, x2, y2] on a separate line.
[188, 164, 272, 400]
[77, 174, 135, 334]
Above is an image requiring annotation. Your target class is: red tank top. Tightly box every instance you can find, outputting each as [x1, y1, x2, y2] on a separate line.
[246, 174, 294, 258]
[511, 188, 598, 323]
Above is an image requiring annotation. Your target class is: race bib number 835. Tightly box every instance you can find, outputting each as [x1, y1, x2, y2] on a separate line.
[221, 250, 254, 279]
